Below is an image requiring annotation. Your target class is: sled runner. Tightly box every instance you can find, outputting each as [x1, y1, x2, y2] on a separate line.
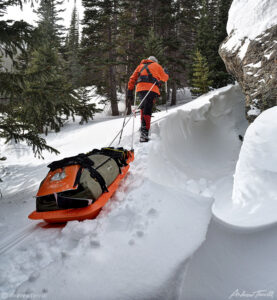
[28, 148, 134, 223]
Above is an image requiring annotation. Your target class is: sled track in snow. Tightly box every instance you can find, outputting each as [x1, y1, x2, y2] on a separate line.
[0, 224, 39, 255]
[0, 115, 167, 256]
[0, 222, 65, 256]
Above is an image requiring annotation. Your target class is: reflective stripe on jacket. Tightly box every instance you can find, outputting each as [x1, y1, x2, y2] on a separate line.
[128, 59, 169, 95]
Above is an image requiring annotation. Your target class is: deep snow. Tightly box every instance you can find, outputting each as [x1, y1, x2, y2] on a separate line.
[230, 107, 277, 228]
[181, 219, 277, 300]
[1, 84, 277, 299]
[0, 89, 212, 299]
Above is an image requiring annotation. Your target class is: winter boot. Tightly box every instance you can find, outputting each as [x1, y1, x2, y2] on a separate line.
[140, 132, 149, 143]
[140, 123, 149, 143]
[140, 113, 151, 142]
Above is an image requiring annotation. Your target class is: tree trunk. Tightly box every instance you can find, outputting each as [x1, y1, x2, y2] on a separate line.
[108, 10, 119, 117]
[171, 81, 177, 106]
[126, 62, 132, 115]
[109, 65, 119, 116]
[167, 81, 171, 104]
[125, 87, 132, 115]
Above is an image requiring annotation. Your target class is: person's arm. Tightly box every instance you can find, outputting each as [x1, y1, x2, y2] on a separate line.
[128, 65, 140, 90]
[158, 64, 169, 82]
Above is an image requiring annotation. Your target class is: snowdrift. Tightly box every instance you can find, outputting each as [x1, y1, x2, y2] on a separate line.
[148, 84, 247, 188]
[5, 84, 272, 300]
[218, 107, 277, 228]
[1, 90, 225, 299]
[12, 144, 212, 300]
[180, 219, 277, 300]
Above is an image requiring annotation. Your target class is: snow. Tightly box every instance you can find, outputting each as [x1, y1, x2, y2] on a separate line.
[149, 84, 247, 184]
[246, 62, 262, 69]
[247, 105, 261, 116]
[15, 181, 212, 300]
[3, 1, 84, 28]
[258, 79, 266, 84]
[223, 0, 277, 59]
[264, 52, 273, 59]
[228, 107, 277, 228]
[238, 39, 250, 60]
[227, 0, 277, 40]
[1, 84, 277, 299]
[180, 219, 277, 300]
[0, 87, 216, 299]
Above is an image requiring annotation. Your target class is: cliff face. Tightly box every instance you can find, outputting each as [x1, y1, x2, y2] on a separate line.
[219, 0, 277, 122]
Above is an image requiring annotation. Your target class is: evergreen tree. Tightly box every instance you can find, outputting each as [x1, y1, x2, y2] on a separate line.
[81, 0, 119, 116]
[80, 0, 232, 110]
[65, 1, 81, 87]
[35, 0, 65, 47]
[195, 0, 216, 72]
[144, 28, 165, 63]
[193, 0, 233, 88]
[20, 45, 78, 134]
[191, 49, 213, 96]
[19, 0, 74, 134]
[162, 0, 185, 106]
[75, 87, 102, 124]
[213, 0, 234, 87]
[0, 0, 58, 157]
[18, 0, 100, 135]
[144, 27, 168, 105]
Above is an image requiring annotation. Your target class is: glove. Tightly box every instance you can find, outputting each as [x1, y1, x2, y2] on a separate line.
[127, 89, 134, 102]
[164, 67, 169, 75]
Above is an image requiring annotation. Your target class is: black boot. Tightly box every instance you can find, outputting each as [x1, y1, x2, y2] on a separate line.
[140, 126, 149, 143]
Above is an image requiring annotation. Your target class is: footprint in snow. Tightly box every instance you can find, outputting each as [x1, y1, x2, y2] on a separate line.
[28, 271, 40, 282]
[128, 239, 135, 246]
[90, 240, 101, 248]
[136, 231, 144, 238]
[147, 208, 158, 217]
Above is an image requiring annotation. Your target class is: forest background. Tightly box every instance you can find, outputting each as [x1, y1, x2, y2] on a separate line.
[0, 0, 233, 157]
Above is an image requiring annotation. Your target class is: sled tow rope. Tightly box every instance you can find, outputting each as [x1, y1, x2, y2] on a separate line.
[109, 81, 157, 148]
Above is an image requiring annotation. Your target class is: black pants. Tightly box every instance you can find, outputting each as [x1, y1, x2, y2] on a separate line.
[138, 91, 158, 131]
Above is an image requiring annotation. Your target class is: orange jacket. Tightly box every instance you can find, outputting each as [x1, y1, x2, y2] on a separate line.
[128, 59, 169, 95]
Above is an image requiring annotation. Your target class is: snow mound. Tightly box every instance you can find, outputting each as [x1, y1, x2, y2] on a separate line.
[224, 107, 277, 228]
[180, 219, 277, 300]
[148, 84, 247, 188]
[3, 142, 212, 300]
[0, 84, 251, 299]
[15, 181, 212, 300]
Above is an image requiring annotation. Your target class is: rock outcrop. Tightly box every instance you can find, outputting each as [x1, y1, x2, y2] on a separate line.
[219, 0, 277, 122]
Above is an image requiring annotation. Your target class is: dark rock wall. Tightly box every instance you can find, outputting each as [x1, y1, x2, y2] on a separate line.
[219, 24, 277, 122]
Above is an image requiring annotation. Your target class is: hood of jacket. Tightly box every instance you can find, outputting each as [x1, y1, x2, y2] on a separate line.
[140, 59, 156, 65]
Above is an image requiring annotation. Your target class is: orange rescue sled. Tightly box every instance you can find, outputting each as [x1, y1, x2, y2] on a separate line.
[28, 149, 134, 223]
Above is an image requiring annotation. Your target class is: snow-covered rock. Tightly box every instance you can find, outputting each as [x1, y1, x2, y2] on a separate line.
[219, 0, 277, 122]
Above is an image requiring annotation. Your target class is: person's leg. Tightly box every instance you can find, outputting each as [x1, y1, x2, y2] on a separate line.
[140, 92, 155, 142]
[138, 91, 146, 132]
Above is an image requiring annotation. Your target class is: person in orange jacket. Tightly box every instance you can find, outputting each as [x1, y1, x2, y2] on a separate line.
[127, 56, 169, 142]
